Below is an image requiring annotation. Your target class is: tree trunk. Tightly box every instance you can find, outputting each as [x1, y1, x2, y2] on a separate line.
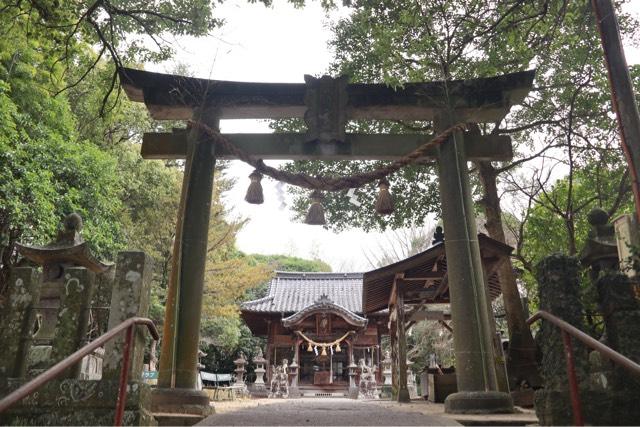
[477, 161, 541, 389]
[592, 0, 640, 223]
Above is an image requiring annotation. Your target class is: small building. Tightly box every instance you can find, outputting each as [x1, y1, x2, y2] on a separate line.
[241, 272, 387, 393]
[241, 233, 513, 398]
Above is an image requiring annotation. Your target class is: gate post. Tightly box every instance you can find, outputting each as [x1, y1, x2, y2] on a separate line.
[154, 107, 219, 415]
[435, 115, 513, 414]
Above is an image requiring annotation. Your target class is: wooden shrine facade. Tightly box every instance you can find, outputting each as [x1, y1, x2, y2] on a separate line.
[241, 272, 387, 390]
[241, 233, 512, 395]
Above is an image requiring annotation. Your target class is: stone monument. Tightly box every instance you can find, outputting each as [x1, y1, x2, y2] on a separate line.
[0, 214, 156, 425]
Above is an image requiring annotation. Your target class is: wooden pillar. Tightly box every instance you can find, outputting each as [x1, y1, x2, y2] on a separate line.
[435, 114, 512, 413]
[390, 308, 398, 398]
[376, 343, 381, 383]
[376, 326, 383, 383]
[157, 107, 219, 391]
[265, 320, 273, 383]
[482, 265, 510, 394]
[294, 336, 301, 385]
[395, 274, 410, 403]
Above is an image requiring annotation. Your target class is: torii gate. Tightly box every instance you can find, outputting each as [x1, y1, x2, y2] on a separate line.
[120, 68, 534, 414]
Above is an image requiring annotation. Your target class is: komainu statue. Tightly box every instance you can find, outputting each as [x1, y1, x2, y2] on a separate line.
[358, 358, 379, 399]
[268, 359, 289, 398]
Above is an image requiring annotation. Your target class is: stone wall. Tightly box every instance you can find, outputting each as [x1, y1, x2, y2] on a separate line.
[0, 251, 156, 426]
[533, 254, 609, 425]
[534, 252, 640, 425]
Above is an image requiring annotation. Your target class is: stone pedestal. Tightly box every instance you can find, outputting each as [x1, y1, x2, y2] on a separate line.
[534, 254, 592, 425]
[0, 379, 156, 426]
[151, 387, 213, 418]
[348, 360, 358, 399]
[287, 360, 300, 398]
[596, 271, 640, 425]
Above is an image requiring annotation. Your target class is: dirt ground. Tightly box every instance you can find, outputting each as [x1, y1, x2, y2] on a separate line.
[198, 397, 459, 425]
[198, 397, 538, 426]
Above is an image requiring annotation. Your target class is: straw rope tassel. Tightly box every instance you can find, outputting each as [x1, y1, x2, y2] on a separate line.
[374, 178, 394, 215]
[244, 170, 264, 204]
[305, 190, 326, 225]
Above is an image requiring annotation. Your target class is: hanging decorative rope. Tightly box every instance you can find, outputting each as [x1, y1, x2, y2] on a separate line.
[187, 120, 465, 192]
[296, 330, 354, 354]
[187, 120, 465, 222]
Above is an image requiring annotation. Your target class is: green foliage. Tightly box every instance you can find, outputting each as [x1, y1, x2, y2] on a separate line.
[516, 156, 633, 311]
[200, 321, 265, 378]
[280, 0, 638, 234]
[242, 253, 332, 300]
[247, 253, 332, 273]
[0, 15, 127, 290]
[407, 320, 455, 372]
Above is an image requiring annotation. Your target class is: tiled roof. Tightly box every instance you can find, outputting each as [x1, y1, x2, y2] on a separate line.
[241, 271, 364, 314]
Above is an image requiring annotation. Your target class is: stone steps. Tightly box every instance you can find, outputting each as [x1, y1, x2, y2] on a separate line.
[153, 412, 205, 426]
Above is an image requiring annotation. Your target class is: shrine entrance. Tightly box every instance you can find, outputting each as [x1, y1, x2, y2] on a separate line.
[120, 67, 535, 415]
[241, 272, 378, 396]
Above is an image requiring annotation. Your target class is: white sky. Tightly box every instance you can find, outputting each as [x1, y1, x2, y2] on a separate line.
[150, 0, 640, 272]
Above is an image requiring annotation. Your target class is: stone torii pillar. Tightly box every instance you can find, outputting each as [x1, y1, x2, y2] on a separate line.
[436, 113, 513, 414]
[153, 107, 219, 413]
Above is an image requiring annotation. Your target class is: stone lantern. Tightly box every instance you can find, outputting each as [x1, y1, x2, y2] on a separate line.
[380, 350, 393, 398]
[407, 359, 417, 399]
[288, 355, 300, 398]
[348, 355, 359, 399]
[233, 352, 248, 386]
[253, 348, 267, 390]
[382, 350, 392, 385]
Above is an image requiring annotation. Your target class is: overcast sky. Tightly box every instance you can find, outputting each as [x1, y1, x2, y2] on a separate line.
[150, 0, 640, 272]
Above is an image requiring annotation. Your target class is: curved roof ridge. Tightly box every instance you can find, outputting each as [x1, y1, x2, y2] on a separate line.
[282, 295, 367, 328]
[274, 271, 364, 277]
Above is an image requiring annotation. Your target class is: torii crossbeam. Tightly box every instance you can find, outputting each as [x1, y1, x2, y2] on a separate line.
[120, 67, 535, 414]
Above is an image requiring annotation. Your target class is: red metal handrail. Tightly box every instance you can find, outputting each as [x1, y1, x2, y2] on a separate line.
[527, 310, 640, 426]
[0, 316, 159, 426]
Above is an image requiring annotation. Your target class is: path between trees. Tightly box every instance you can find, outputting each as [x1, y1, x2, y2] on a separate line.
[197, 398, 459, 426]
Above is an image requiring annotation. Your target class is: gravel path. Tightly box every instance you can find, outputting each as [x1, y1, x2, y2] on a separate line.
[198, 398, 460, 426]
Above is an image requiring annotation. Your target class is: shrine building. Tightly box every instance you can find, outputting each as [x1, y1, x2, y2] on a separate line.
[241, 272, 387, 393]
[241, 232, 511, 397]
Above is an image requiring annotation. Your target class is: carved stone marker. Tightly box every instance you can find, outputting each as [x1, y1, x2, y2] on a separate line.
[50, 267, 95, 378]
[102, 251, 153, 381]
